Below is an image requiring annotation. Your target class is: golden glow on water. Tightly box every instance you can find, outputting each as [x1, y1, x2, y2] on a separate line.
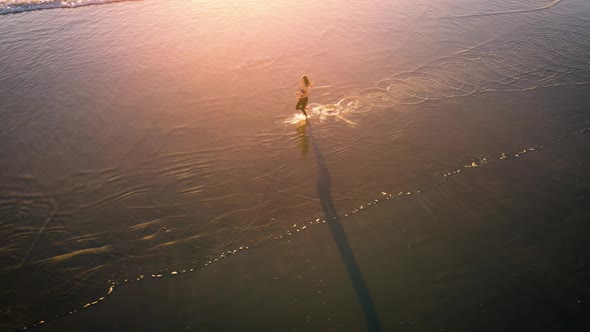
[35, 246, 112, 265]
[1, 0, 590, 330]
[296, 120, 309, 157]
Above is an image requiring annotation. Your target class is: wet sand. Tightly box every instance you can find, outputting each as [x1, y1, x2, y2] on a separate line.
[37, 130, 590, 332]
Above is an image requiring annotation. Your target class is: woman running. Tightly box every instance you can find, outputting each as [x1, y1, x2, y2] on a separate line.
[295, 75, 312, 117]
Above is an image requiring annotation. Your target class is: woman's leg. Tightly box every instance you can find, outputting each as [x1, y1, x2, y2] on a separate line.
[300, 97, 308, 111]
[295, 98, 304, 111]
[296, 97, 308, 117]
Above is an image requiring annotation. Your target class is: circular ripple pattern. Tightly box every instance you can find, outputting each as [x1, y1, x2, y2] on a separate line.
[288, 26, 590, 127]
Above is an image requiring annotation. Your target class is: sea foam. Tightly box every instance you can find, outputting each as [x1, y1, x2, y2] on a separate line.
[0, 0, 137, 15]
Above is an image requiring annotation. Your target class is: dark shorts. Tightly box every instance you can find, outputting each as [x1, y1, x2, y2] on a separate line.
[295, 97, 308, 112]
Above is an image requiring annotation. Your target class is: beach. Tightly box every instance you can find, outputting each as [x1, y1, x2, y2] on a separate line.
[1, 0, 589, 330]
[37, 128, 590, 331]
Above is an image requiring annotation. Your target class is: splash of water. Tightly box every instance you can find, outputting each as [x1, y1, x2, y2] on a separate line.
[284, 96, 373, 127]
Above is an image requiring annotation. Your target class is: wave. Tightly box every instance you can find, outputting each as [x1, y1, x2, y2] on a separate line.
[0, 0, 139, 15]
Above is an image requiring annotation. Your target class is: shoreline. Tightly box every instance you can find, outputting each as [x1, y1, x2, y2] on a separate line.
[32, 131, 590, 332]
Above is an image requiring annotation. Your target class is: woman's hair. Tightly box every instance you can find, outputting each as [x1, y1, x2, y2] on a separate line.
[301, 75, 312, 87]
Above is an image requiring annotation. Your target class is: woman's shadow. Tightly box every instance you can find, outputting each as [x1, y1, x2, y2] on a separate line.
[298, 119, 382, 332]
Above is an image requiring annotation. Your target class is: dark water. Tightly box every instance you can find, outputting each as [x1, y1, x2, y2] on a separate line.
[0, 0, 589, 330]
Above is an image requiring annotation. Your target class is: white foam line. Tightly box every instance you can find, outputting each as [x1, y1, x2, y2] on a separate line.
[0, 0, 141, 15]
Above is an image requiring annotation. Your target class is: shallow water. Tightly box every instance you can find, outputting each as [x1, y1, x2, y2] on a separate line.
[1, 0, 589, 330]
